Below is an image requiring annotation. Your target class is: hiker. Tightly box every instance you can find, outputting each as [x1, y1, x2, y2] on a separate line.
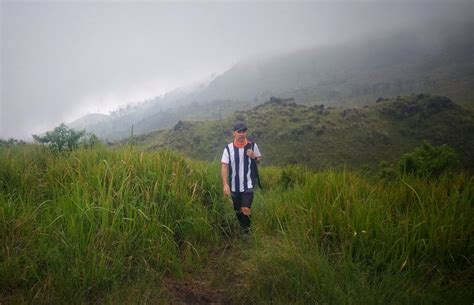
[221, 121, 262, 234]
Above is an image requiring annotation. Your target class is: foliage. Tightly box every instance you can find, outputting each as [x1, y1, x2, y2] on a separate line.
[79, 132, 103, 149]
[398, 141, 461, 177]
[377, 160, 398, 181]
[0, 137, 26, 146]
[33, 123, 87, 152]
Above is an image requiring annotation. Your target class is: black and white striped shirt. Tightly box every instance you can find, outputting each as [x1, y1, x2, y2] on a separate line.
[221, 142, 262, 192]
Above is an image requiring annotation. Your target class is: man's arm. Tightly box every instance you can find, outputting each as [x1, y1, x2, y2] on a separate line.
[221, 163, 231, 196]
[247, 144, 262, 163]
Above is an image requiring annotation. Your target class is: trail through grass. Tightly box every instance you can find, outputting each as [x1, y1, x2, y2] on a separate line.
[1, 146, 472, 304]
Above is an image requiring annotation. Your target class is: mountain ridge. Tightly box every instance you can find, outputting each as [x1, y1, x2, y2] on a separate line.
[132, 94, 474, 170]
[71, 20, 473, 141]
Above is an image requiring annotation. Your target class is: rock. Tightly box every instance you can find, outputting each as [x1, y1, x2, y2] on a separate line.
[310, 104, 325, 111]
[173, 120, 191, 131]
[266, 96, 296, 107]
[426, 96, 454, 112]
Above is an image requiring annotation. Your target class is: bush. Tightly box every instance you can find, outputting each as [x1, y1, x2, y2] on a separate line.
[398, 141, 460, 177]
[33, 123, 87, 152]
[377, 160, 398, 181]
[79, 132, 103, 149]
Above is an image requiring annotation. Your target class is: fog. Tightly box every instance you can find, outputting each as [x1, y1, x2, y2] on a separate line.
[1, 1, 472, 139]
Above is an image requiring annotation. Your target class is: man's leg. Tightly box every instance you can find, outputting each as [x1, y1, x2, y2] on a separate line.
[231, 192, 245, 231]
[240, 189, 254, 233]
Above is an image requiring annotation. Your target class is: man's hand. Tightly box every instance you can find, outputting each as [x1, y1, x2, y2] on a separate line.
[246, 149, 255, 159]
[223, 184, 231, 196]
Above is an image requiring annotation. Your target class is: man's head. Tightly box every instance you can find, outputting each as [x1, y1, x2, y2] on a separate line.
[233, 121, 248, 142]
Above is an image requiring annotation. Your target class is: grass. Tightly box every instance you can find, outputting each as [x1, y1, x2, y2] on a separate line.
[0, 145, 225, 303]
[0, 145, 472, 304]
[248, 167, 473, 304]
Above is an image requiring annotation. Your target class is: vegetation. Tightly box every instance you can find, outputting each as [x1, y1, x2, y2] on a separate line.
[0, 145, 472, 304]
[398, 141, 461, 177]
[246, 166, 473, 304]
[0, 138, 26, 147]
[0, 145, 224, 303]
[33, 123, 102, 152]
[134, 94, 474, 170]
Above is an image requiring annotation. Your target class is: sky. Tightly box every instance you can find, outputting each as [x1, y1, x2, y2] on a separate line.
[1, 0, 472, 139]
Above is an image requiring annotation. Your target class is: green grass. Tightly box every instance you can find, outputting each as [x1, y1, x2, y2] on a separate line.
[0, 145, 225, 303]
[1, 146, 472, 304]
[248, 167, 473, 304]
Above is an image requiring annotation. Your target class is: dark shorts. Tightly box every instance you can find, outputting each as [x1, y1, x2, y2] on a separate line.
[231, 188, 254, 211]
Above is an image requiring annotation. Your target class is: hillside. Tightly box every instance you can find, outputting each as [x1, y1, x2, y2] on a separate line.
[68, 113, 109, 130]
[72, 21, 473, 141]
[195, 21, 473, 108]
[133, 94, 474, 169]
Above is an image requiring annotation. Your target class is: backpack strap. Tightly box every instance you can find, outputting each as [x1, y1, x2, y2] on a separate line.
[225, 144, 232, 187]
[251, 142, 262, 189]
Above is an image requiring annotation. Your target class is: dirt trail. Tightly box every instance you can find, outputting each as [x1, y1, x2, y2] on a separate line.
[163, 239, 250, 305]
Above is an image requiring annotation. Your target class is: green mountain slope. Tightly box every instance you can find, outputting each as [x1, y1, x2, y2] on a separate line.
[72, 21, 473, 141]
[133, 94, 474, 169]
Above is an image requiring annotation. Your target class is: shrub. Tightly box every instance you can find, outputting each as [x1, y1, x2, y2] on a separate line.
[359, 164, 373, 178]
[397, 141, 460, 177]
[377, 160, 398, 181]
[33, 123, 87, 152]
[79, 132, 103, 149]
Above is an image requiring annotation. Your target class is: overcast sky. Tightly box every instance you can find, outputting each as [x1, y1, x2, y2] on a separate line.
[1, 1, 471, 139]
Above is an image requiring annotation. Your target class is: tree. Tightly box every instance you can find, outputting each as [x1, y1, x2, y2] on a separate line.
[79, 132, 103, 149]
[33, 123, 86, 152]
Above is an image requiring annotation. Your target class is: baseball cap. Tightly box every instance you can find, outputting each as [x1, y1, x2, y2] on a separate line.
[233, 121, 247, 131]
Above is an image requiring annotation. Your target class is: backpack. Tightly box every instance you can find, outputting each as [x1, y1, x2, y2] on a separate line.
[250, 142, 262, 189]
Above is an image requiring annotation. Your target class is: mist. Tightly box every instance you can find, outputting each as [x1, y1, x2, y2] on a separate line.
[1, 0, 472, 140]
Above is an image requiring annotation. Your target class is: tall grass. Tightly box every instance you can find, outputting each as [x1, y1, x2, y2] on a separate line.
[0, 145, 226, 303]
[1, 146, 472, 304]
[246, 166, 473, 304]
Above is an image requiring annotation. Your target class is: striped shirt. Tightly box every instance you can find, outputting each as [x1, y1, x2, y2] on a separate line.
[221, 142, 262, 192]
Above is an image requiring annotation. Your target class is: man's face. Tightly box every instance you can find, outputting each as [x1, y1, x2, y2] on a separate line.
[233, 129, 247, 142]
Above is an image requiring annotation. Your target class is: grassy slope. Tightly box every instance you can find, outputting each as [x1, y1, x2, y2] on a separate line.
[133, 94, 474, 170]
[0, 146, 472, 304]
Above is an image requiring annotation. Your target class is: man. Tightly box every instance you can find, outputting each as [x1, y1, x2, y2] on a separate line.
[221, 121, 262, 234]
